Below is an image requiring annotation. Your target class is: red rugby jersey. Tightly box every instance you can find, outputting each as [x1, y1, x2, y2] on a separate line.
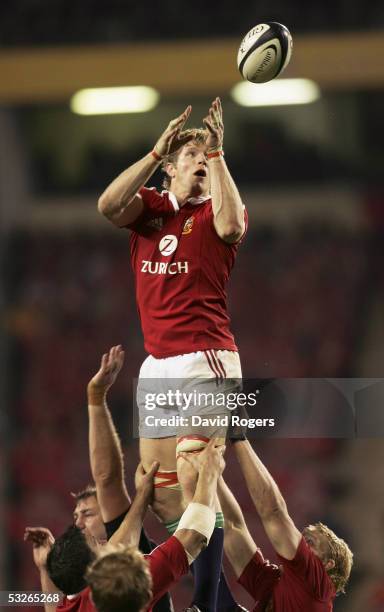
[127, 187, 246, 358]
[145, 536, 189, 609]
[238, 537, 336, 611]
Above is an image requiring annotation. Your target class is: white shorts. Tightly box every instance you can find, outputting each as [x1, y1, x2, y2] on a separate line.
[137, 350, 242, 438]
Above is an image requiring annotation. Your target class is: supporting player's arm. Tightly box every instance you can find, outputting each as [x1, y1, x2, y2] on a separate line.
[217, 477, 258, 577]
[176, 439, 225, 563]
[204, 97, 245, 244]
[109, 461, 159, 547]
[24, 527, 61, 612]
[98, 106, 194, 227]
[87, 345, 130, 522]
[233, 440, 302, 560]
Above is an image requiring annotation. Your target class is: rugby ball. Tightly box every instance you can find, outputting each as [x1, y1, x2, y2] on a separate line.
[237, 22, 293, 83]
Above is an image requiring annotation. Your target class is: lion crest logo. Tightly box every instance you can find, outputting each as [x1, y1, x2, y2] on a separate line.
[182, 216, 194, 235]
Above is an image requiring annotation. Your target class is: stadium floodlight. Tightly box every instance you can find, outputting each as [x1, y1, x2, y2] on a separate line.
[70, 86, 160, 115]
[231, 79, 321, 107]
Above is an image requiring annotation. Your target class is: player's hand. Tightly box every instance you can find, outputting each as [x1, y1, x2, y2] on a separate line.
[134, 461, 160, 502]
[154, 106, 194, 158]
[199, 438, 226, 475]
[203, 97, 224, 151]
[24, 527, 55, 570]
[88, 345, 125, 396]
[179, 438, 226, 475]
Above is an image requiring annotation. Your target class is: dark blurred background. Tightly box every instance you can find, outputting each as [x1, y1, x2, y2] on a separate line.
[1, 1, 384, 610]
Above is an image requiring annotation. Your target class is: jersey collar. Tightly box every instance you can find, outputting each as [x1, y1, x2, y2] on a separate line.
[187, 195, 211, 206]
[163, 190, 211, 212]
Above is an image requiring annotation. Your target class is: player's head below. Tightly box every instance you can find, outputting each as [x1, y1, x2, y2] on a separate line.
[303, 523, 353, 594]
[72, 485, 108, 544]
[162, 128, 209, 199]
[46, 525, 96, 595]
[86, 543, 152, 612]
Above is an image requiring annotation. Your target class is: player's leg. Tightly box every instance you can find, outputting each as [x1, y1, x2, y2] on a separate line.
[141, 435, 240, 611]
[137, 357, 185, 532]
[140, 437, 185, 528]
[173, 349, 242, 504]
[176, 433, 229, 612]
[175, 350, 243, 612]
[178, 438, 240, 612]
[176, 434, 225, 502]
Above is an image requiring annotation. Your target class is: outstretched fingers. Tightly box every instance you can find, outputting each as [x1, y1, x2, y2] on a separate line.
[156, 105, 193, 157]
[178, 105, 192, 125]
[100, 352, 109, 370]
[214, 97, 223, 123]
[113, 345, 125, 372]
[203, 97, 224, 146]
[169, 105, 192, 131]
[105, 344, 124, 370]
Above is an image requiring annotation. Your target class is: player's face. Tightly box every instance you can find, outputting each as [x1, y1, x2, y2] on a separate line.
[172, 142, 209, 196]
[73, 496, 107, 544]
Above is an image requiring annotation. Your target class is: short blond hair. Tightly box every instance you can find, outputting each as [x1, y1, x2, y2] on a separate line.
[314, 522, 353, 594]
[86, 544, 152, 612]
[161, 128, 207, 189]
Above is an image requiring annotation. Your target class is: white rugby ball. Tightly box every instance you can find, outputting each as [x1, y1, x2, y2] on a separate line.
[237, 22, 293, 84]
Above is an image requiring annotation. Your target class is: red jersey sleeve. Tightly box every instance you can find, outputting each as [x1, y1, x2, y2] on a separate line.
[238, 549, 280, 609]
[145, 536, 189, 608]
[124, 187, 176, 231]
[276, 537, 336, 601]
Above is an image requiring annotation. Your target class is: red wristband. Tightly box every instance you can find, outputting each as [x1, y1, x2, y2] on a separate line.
[151, 149, 163, 162]
[207, 150, 224, 159]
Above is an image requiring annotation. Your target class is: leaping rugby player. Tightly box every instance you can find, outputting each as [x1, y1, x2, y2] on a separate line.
[98, 98, 246, 611]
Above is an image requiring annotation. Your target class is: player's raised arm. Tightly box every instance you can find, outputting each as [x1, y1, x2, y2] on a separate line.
[233, 440, 302, 560]
[181, 447, 258, 575]
[98, 106, 193, 227]
[217, 477, 258, 577]
[203, 97, 245, 244]
[87, 345, 131, 522]
[109, 461, 159, 547]
[24, 527, 61, 612]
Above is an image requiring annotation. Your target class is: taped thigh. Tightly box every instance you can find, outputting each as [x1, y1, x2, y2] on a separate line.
[154, 469, 182, 492]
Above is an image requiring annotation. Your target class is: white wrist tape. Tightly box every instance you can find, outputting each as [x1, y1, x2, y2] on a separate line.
[177, 502, 216, 544]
